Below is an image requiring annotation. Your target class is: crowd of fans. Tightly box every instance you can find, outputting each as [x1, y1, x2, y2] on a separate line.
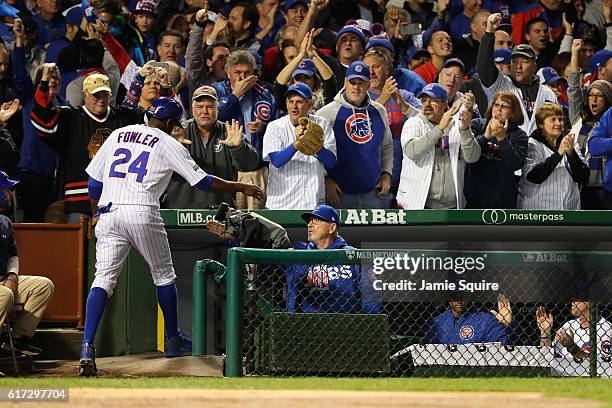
[0, 0, 609, 222]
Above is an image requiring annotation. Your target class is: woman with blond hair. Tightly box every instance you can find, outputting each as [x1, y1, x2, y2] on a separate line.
[464, 91, 528, 209]
[518, 103, 589, 209]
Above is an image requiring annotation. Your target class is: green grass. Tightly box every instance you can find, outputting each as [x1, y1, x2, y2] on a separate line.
[0, 377, 610, 405]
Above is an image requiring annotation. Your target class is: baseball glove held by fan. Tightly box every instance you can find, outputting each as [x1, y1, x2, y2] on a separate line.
[294, 117, 324, 155]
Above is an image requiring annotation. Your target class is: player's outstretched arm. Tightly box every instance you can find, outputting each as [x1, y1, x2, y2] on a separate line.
[196, 175, 266, 201]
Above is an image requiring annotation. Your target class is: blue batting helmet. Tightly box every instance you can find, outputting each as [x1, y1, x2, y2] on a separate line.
[147, 97, 184, 127]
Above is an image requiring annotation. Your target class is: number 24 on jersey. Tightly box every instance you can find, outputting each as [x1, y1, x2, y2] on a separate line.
[109, 148, 150, 183]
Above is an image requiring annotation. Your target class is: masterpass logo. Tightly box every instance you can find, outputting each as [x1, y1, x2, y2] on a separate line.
[481, 210, 564, 224]
[481, 209, 507, 225]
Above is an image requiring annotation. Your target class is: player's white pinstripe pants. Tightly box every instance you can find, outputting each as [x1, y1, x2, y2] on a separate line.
[91, 205, 176, 297]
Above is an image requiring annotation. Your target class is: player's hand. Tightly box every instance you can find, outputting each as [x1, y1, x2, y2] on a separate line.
[246, 118, 264, 134]
[0, 99, 21, 124]
[555, 328, 576, 349]
[206, 220, 235, 240]
[375, 173, 391, 196]
[240, 183, 266, 201]
[486, 13, 502, 33]
[536, 306, 553, 335]
[171, 126, 191, 145]
[438, 100, 461, 131]
[41, 63, 59, 82]
[232, 75, 258, 98]
[2, 276, 18, 299]
[490, 294, 512, 327]
[325, 177, 342, 207]
[221, 119, 244, 148]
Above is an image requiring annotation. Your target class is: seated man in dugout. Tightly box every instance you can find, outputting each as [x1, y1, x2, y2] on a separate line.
[0, 172, 54, 367]
[425, 294, 515, 345]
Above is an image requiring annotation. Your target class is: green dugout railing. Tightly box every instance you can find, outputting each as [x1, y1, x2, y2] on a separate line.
[161, 208, 612, 228]
[191, 248, 607, 377]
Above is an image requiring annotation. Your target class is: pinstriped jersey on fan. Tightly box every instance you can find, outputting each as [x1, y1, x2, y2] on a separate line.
[86, 124, 208, 207]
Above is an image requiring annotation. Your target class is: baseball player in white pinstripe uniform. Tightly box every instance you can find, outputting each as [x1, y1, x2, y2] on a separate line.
[79, 98, 264, 376]
[263, 83, 337, 210]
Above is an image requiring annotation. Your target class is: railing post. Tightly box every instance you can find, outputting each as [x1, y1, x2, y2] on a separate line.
[225, 248, 244, 377]
[192, 260, 206, 356]
[589, 301, 598, 378]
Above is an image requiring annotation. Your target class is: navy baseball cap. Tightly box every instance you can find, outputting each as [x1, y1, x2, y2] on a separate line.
[301, 205, 340, 226]
[366, 36, 394, 54]
[336, 25, 367, 48]
[285, 82, 312, 100]
[284, 0, 307, 12]
[494, 48, 512, 64]
[442, 57, 465, 72]
[418, 83, 448, 101]
[292, 59, 316, 78]
[65, 6, 84, 26]
[538, 67, 566, 85]
[590, 49, 612, 73]
[346, 61, 370, 82]
[0, 171, 18, 191]
[147, 97, 184, 127]
[407, 47, 430, 61]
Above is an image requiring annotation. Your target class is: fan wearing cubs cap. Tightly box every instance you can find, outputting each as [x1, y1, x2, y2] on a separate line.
[398, 83, 481, 209]
[262, 81, 336, 209]
[316, 60, 394, 209]
[162, 86, 260, 209]
[476, 13, 557, 135]
[80, 97, 265, 376]
[31, 66, 147, 223]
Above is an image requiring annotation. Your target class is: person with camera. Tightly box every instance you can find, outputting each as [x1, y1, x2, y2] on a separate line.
[397, 84, 480, 209]
[31, 64, 145, 223]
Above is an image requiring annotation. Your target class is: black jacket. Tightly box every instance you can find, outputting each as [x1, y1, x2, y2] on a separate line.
[162, 120, 260, 209]
[0, 214, 17, 278]
[464, 118, 529, 209]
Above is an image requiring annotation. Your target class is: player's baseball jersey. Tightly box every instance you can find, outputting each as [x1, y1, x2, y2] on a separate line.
[86, 124, 208, 207]
[554, 317, 612, 358]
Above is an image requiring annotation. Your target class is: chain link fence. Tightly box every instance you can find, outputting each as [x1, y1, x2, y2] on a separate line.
[221, 248, 612, 378]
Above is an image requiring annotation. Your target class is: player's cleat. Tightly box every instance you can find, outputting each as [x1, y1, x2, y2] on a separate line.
[164, 332, 192, 358]
[79, 342, 97, 377]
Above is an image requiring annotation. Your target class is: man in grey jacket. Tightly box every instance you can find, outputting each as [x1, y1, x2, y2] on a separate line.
[162, 85, 260, 209]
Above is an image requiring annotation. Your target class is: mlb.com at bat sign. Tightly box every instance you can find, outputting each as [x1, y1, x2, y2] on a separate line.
[338, 209, 566, 225]
[177, 210, 216, 226]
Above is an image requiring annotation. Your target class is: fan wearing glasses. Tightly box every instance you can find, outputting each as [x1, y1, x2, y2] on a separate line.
[464, 91, 528, 209]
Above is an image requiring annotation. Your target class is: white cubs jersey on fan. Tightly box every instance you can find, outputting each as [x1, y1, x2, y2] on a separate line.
[86, 124, 207, 207]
